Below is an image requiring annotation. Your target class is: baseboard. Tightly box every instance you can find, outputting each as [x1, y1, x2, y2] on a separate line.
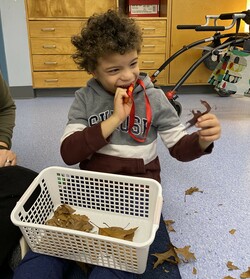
[35, 84, 216, 97]
[10, 86, 35, 98]
[10, 84, 216, 99]
[35, 88, 77, 97]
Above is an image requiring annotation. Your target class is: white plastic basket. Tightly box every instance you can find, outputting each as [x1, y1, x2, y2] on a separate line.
[11, 166, 163, 274]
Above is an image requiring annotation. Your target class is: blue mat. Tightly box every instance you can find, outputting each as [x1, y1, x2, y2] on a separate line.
[138, 215, 181, 279]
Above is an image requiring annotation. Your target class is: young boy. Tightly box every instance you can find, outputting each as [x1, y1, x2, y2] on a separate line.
[13, 10, 221, 279]
[60, 9, 221, 183]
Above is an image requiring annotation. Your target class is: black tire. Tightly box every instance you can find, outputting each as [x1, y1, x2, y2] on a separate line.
[170, 100, 182, 116]
[216, 88, 232, 97]
[202, 43, 220, 71]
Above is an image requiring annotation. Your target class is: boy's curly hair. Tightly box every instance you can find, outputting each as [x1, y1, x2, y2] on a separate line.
[71, 10, 143, 73]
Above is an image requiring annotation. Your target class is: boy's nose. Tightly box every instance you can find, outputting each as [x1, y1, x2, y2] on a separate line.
[121, 69, 134, 81]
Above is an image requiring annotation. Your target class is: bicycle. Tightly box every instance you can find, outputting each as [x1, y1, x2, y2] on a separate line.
[150, 10, 250, 115]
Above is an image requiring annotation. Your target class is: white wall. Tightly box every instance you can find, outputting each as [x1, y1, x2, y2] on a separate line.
[0, 0, 32, 86]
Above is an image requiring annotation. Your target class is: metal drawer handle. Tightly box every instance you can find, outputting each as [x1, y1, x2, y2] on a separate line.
[44, 62, 58, 65]
[143, 45, 156, 48]
[41, 28, 56, 32]
[44, 79, 59, 82]
[142, 61, 155, 64]
[142, 28, 156, 31]
[43, 45, 56, 49]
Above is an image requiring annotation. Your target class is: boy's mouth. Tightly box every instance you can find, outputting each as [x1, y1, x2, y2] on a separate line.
[118, 84, 134, 90]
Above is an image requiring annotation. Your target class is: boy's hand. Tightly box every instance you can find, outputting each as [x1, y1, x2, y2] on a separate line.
[100, 87, 133, 140]
[195, 113, 221, 150]
[113, 87, 133, 124]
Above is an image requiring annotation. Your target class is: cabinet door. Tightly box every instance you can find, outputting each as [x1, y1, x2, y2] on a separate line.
[26, 0, 117, 18]
[169, 0, 247, 85]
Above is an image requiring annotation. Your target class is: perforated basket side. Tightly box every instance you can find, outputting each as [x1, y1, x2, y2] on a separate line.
[28, 229, 148, 273]
[11, 173, 58, 249]
[45, 167, 162, 220]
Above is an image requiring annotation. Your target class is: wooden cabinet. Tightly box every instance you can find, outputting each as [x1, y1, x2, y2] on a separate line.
[167, 0, 247, 85]
[25, 0, 170, 89]
[25, 0, 118, 89]
[27, 19, 89, 88]
[136, 18, 168, 85]
[25, 0, 248, 89]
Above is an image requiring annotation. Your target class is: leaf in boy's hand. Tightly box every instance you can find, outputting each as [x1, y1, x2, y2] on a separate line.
[185, 100, 211, 128]
[98, 226, 138, 241]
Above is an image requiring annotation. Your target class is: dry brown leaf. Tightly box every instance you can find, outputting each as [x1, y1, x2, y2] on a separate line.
[229, 229, 236, 235]
[240, 267, 250, 278]
[55, 204, 76, 215]
[152, 244, 180, 268]
[46, 204, 94, 232]
[174, 245, 196, 262]
[98, 226, 138, 241]
[227, 261, 239, 270]
[185, 187, 203, 201]
[152, 244, 196, 269]
[223, 276, 236, 279]
[186, 100, 211, 128]
[164, 220, 176, 232]
[192, 267, 197, 274]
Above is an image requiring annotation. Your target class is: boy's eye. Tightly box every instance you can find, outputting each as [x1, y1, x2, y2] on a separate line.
[107, 68, 119, 74]
[130, 61, 138, 67]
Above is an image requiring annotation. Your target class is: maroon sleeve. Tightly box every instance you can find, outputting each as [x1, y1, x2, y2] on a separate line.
[60, 123, 108, 165]
[169, 132, 213, 162]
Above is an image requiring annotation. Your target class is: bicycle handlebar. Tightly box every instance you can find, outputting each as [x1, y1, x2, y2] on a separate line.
[177, 11, 247, 32]
[195, 26, 225, 31]
[177, 25, 201, 30]
[219, 12, 243, 20]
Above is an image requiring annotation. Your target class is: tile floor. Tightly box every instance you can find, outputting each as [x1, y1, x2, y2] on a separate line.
[12, 89, 250, 279]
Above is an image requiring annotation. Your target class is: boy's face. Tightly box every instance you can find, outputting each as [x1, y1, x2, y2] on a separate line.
[92, 50, 140, 94]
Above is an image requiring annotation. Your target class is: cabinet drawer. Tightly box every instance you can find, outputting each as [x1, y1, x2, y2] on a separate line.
[136, 20, 167, 37]
[31, 38, 74, 54]
[33, 71, 91, 88]
[139, 54, 165, 70]
[29, 21, 84, 37]
[141, 38, 166, 54]
[32, 55, 76, 71]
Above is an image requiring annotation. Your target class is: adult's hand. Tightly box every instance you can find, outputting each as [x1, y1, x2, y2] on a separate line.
[0, 149, 17, 167]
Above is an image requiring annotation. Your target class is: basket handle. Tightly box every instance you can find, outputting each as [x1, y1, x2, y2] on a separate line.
[12, 176, 41, 212]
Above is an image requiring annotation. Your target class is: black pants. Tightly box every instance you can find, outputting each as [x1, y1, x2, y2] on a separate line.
[0, 165, 38, 266]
